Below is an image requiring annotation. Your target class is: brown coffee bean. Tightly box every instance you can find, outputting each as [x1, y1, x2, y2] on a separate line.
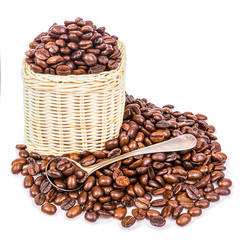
[113, 206, 127, 220]
[146, 209, 161, 219]
[11, 162, 23, 174]
[195, 199, 210, 208]
[35, 49, 50, 60]
[28, 162, 40, 176]
[172, 205, 184, 219]
[61, 197, 76, 210]
[150, 216, 166, 227]
[56, 65, 72, 75]
[188, 207, 202, 217]
[41, 203, 57, 215]
[176, 213, 191, 226]
[115, 176, 130, 187]
[29, 184, 40, 197]
[34, 193, 46, 205]
[83, 53, 97, 66]
[85, 211, 99, 222]
[24, 175, 34, 188]
[98, 176, 112, 186]
[135, 197, 151, 210]
[217, 178, 232, 187]
[121, 216, 136, 228]
[66, 205, 82, 218]
[66, 175, 77, 190]
[214, 187, 231, 196]
[204, 192, 220, 202]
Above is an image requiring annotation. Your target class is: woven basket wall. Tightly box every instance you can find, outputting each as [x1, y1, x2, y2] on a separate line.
[22, 42, 126, 155]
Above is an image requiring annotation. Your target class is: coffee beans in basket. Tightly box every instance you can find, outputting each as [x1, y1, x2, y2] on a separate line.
[25, 17, 121, 75]
[11, 93, 232, 228]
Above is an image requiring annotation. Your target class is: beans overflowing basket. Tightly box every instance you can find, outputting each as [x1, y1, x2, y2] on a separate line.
[11, 17, 232, 229]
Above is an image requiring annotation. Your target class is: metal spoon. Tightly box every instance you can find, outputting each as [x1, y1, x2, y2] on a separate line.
[45, 134, 197, 192]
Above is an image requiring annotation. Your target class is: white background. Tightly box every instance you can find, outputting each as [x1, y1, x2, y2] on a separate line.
[1, 0, 240, 239]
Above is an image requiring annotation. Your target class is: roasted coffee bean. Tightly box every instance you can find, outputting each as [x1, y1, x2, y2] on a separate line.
[176, 213, 191, 226]
[41, 203, 57, 215]
[11, 162, 23, 174]
[24, 175, 34, 188]
[214, 187, 231, 196]
[115, 176, 130, 187]
[40, 179, 52, 194]
[132, 208, 146, 220]
[46, 188, 57, 202]
[186, 185, 201, 200]
[29, 184, 40, 197]
[83, 176, 96, 191]
[204, 192, 220, 202]
[217, 178, 232, 187]
[146, 209, 161, 219]
[56, 65, 72, 75]
[188, 207, 202, 217]
[113, 206, 127, 220]
[85, 211, 99, 222]
[28, 162, 40, 176]
[150, 216, 166, 227]
[54, 194, 68, 205]
[34, 193, 46, 205]
[195, 199, 210, 208]
[121, 216, 136, 228]
[135, 197, 150, 210]
[67, 175, 77, 190]
[66, 205, 82, 218]
[81, 155, 96, 166]
[92, 186, 104, 198]
[47, 169, 62, 178]
[60, 197, 76, 210]
[172, 205, 184, 219]
[98, 176, 112, 186]
[16, 144, 27, 150]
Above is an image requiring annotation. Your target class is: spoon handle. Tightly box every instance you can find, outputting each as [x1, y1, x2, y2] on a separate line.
[82, 134, 197, 175]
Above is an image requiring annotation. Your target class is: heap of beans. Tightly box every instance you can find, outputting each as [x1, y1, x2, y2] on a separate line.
[11, 94, 232, 228]
[25, 17, 121, 75]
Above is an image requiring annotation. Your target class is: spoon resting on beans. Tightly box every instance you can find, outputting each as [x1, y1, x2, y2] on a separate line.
[45, 134, 197, 192]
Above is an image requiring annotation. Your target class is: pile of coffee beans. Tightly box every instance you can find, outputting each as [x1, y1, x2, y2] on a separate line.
[11, 94, 232, 228]
[25, 17, 121, 75]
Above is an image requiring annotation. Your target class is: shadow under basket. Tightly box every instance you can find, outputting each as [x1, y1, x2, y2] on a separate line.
[22, 41, 126, 155]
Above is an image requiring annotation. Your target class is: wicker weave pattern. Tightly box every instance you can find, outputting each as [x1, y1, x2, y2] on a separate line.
[22, 42, 126, 155]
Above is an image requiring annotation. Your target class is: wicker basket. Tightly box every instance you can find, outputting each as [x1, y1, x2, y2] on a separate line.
[22, 41, 126, 155]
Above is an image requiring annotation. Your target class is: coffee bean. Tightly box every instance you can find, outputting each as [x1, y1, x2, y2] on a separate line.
[56, 65, 72, 75]
[217, 178, 232, 187]
[176, 213, 191, 226]
[34, 193, 46, 205]
[41, 203, 57, 215]
[214, 187, 231, 196]
[135, 197, 151, 210]
[28, 162, 40, 176]
[29, 184, 40, 197]
[60, 197, 76, 210]
[66, 205, 82, 218]
[113, 206, 127, 220]
[24, 175, 34, 188]
[188, 207, 202, 217]
[115, 176, 130, 187]
[204, 192, 220, 202]
[146, 209, 161, 219]
[54, 194, 68, 205]
[11, 162, 23, 174]
[98, 176, 112, 186]
[132, 208, 146, 220]
[67, 175, 77, 190]
[121, 216, 136, 228]
[149, 216, 165, 228]
[85, 211, 99, 222]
